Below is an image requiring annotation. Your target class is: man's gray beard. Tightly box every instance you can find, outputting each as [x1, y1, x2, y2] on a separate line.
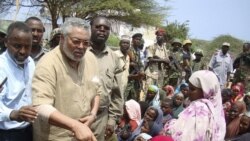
[62, 41, 82, 62]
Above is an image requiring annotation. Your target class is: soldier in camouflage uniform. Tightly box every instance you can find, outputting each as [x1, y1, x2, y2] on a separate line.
[145, 29, 170, 89]
[48, 28, 61, 50]
[192, 49, 206, 72]
[164, 38, 183, 88]
[181, 39, 194, 82]
[233, 43, 250, 92]
[124, 33, 145, 101]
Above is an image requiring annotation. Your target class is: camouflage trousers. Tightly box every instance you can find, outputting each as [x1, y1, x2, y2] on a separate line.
[124, 80, 141, 101]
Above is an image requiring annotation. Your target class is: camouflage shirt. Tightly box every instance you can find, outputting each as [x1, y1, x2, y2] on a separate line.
[234, 53, 250, 92]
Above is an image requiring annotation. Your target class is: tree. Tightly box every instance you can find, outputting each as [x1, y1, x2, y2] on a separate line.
[0, 0, 13, 14]
[1, 0, 169, 29]
[41, 0, 167, 26]
[162, 20, 189, 41]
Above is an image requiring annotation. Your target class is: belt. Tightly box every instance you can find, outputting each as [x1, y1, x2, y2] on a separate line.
[0, 125, 32, 133]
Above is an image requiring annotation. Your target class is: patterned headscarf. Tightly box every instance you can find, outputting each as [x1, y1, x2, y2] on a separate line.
[163, 85, 175, 98]
[165, 70, 226, 141]
[147, 85, 160, 107]
[188, 70, 226, 140]
[125, 99, 141, 125]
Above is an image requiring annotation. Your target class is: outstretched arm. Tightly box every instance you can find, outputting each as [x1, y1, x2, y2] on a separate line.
[36, 104, 96, 141]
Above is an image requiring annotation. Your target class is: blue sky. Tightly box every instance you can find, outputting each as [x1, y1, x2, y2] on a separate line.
[1, 0, 249, 41]
[157, 0, 250, 41]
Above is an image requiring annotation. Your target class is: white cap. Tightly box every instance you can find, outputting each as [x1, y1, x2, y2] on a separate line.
[120, 35, 130, 41]
[222, 42, 230, 47]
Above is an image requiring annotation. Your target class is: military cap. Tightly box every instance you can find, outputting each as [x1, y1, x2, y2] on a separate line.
[183, 39, 192, 46]
[50, 28, 61, 41]
[120, 35, 130, 41]
[171, 38, 182, 46]
[132, 33, 143, 39]
[222, 42, 230, 47]
[155, 28, 166, 35]
[194, 49, 204, 57]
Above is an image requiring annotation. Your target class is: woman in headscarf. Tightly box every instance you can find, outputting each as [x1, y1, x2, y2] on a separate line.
[130, 106, 163, 141]
[225, 101, 246, 139]
[164, 70, 226, 141]
[172, 93, 184, 119]
[145, 85, 160, 107]
[117, 100, 141, 141]
[162, 85, 175, 98]
[231, 84, 244, 103]
[175, 83, 190, 108]
[118, 99, 141, 132]
[140, 120, 161, 137]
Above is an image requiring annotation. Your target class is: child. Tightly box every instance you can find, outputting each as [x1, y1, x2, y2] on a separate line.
[226, 101, 247, 139]
[177, 83, 189, 108]
[221, 88, 232, 114]
[238, 112, 250, 135]
[172, 93, 184, 119]
[161, 98, 174, 124]
[118, 124, 132, 141]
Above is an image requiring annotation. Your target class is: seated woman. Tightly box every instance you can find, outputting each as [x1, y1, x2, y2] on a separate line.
[176, 83, 190, 108]
[163, 70, 226, 141]
[117, 100, 141, 141]
[118, 99, 141, 132]
[130, 106, 163, 141]
[225, 101, 246, 139]
[140, 120, 161, 137]
[172, 93, 184, 119]
[145, 85, 160, 107]
[231, 84, 244, 103]
[162, 85, 175, 98]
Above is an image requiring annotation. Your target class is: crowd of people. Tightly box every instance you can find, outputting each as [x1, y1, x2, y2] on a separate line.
[0, 15, 250, 141]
